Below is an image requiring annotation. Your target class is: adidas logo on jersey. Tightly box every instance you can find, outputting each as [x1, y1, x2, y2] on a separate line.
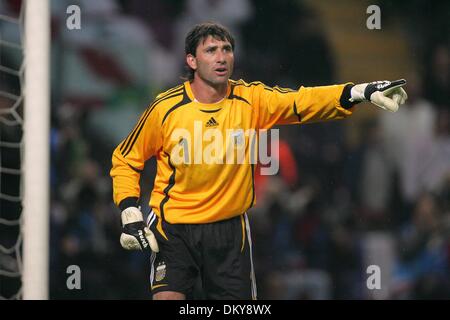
[206, 117, 219, 127]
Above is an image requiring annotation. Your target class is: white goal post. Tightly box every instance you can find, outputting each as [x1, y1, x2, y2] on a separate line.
[22, 0, 50, 300]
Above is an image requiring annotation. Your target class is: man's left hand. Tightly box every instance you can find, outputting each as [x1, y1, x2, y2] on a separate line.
[350, 79, 408, 112]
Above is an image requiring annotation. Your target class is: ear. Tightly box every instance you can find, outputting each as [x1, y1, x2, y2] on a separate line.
[186, 54, 197, 71]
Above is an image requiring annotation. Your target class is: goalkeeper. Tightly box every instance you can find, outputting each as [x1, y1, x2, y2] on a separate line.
[110, 22, 407, 300]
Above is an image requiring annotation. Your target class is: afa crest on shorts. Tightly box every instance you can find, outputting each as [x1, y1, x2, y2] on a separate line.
[155, 262, 166, 281]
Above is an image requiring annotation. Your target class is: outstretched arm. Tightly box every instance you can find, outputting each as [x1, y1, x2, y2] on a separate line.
[251, 79, 407, 129]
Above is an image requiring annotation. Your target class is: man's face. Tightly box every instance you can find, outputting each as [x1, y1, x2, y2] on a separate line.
[188, 35, 234, 86]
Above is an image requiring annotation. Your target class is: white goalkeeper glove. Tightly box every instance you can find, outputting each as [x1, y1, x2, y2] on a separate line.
[120, 207, 159, 252]
[350, 79, 408, 112]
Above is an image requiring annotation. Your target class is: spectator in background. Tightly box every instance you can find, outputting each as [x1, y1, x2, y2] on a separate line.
[391, 193, 450, 299]
[423, 44, 449, 108]
[360, 119, 393, 225]
[421, 109, 450, 196]
[379, 74, 436, 207]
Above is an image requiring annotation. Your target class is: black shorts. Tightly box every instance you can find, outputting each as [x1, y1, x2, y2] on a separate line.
[147, 212, 257, 300]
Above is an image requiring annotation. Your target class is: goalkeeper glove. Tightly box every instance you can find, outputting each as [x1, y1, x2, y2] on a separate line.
[120, 207, 159, 252]
[350, 79, 408, 112]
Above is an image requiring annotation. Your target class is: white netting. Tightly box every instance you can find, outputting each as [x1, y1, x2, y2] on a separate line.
[0, 1, 25, 300]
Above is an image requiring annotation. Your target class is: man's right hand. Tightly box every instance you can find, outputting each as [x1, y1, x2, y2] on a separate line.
[120, 207, 159, 252]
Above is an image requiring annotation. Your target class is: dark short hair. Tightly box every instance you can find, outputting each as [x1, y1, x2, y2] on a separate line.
[184, 22, 235, 80]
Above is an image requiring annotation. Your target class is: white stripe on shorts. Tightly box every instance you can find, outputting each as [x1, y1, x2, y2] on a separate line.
[146, 210, 156, 227]
[149, 250, 157, 286]
[244, 213, 257, 300]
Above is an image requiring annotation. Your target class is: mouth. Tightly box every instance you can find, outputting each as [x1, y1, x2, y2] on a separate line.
[214, 67, 228, 76]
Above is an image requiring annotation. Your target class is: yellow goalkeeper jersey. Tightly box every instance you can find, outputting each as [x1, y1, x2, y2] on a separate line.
[111, 79, 353, 229]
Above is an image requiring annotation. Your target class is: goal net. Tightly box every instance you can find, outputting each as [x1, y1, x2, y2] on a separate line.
[0, 0, 50, 300]
[0, 0, 25, 300]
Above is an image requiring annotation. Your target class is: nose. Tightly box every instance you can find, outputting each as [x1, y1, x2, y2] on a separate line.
[216, 50, 226, 64]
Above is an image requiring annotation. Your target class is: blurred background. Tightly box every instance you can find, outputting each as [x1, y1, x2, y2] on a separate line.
[0, 0, 449, 299]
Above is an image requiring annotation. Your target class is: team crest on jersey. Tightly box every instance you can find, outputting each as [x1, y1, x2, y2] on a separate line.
[155, 262, 166, 281]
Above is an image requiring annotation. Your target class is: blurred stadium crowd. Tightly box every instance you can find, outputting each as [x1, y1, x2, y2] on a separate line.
[1, 0, 449, 299]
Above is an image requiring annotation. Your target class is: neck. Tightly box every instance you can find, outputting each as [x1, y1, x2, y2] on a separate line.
[190, 77, 228, 104]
